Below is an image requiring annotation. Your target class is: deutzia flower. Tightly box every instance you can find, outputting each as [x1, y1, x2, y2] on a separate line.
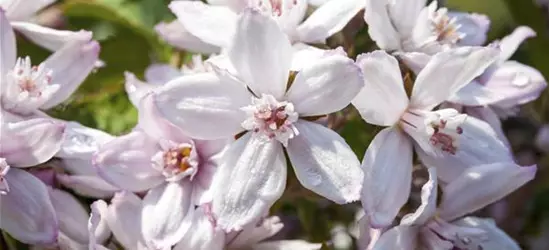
[157, 0, 358, 54]
[369, 165, 535, 249]
[364, 0, 490, 54]
[351, 48, 520, 228]
[153, 9, 364, 231]
[0, 115, 65, 245]
[0, 10, 99, 116]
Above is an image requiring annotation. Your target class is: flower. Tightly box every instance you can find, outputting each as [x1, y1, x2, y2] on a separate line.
[157, 0, 361, 53]
[0, 115, 65, 245]
[364, 0, 490, 54]
[368, 165, 535, 249]
[0, 10, 99, 116]
[351, 48, 519, 228]
[153, 8, 364, 231]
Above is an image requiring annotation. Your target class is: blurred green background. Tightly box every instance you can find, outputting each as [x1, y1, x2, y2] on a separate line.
[14, 0, 549, 249]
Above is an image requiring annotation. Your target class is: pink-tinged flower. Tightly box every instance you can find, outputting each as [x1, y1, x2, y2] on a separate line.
[369, 165, 534, 250]
[0, 115, 66, 245]
[154, 9, 363, 231]
[351, 48, 517, 228]
[94, 92, 227, 249]
[157, 0, 359, 53]
[364, 0, 490, 54]
[0, 10, 100, 116]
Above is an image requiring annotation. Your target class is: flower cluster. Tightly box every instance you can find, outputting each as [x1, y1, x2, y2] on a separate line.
[0, 0, 546, 250]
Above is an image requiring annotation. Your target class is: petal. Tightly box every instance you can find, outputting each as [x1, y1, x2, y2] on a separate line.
[155, 20, 220, 54]
[417, 116, 514, 183]
[0, 9, 16, 80]
[290, 43, 345, 71]
[2, 0, 54, 21]
[94, 130, 164, 192]
[410, 46, 500, 110]
[48, 188, 90, 244]
[56, 174, 119, 199]
[169, 1, 237, 48]
[212, 133, 287, 231]
[448, 80, 503, 106]
[481, 61, 547, 108]
[364, 0, 401, 51]
[287, 120, 362, 203]
[145, 64, 182, 84]
[464, 107, 510, 148]
[88, 200, 111, 248]
[387, 0, 426, 38]
[451, 12, 491, 46]
[228, 216, 284, 248]
[56, 121, 114, 159]
[395, 51, 430, 75]
[498, 26, 536, 62]
[438, 163, 536, 221]
[137, 93, 190, 143]
[401, 167, 437, 226]
[296, 0, 365, 43]
[10, 22, 92, 51]
[0, 117, 65, 167]
[142, 181, 194, 249]
[361, 127, 413, 228]
[154, 72, 251, 140]
[352, 51, 408, 126]
[229, 8, 292, 99]
[105, 191, 148, 249]
[0, 168, 58, 244]
[285, 54, 362, 116]
[452, 217, 520, 250]
[124, 72, 155, 107]
[173, 206, 225, 250]
[253, 240, 322, 250]
[40, 40, 100, 109]
[371, 225, 418, 250]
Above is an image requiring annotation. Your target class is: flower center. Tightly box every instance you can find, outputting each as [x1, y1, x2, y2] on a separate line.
[429, 118, 463, 155]
[255, 0, 297, 17]
[241, 94, 299, 146]
[430, 8, 464, 45]
[153, 143, 198, 181]
[10, 57, 52, 98]
[0, 158, 10, 195]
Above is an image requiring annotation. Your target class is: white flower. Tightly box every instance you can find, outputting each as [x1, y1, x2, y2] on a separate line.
[351, 48, 518, 228]
[369, 165, 535, 249]
[154, 8, 364, 231]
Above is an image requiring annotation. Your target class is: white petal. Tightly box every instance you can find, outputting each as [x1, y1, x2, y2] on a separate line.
[439, 163, 536, 221]
[2, 0, 54, 21]
[56, 121, 114, 159]
[228, 216, 284, 248]
[361, 127, 413, 228]
[286, 54, 362, 116]
[401, 167, 437, 226]
[137, 93, 190, 143]
[10, 22, 92, 52]
[290, 43, 345, 71]
[173, 206, 225, 250]
[56, 174, 119, 199]
[154, 72, 251, 140]
[452, 217, 520, 250]
[145, 64, 182, 84]
[94, 130, 164, 192]
[395, 51, 430, 75]
[498, 26, 536, 62]
[371, 225, 418, 250]
[451, 13, 491, 47]
[464, 107, 510, 148]
[296, 0, 365, 43]
[0, 117, 65, 167]
[124, 72, 155, 108]
[41, 40, 100, 109]
[253, 240, 322, 250]
[448, 80, 502, 106]
[287, 120, 362, 203]
[410, 47, 500, 110]
[229, 8, 292, 99]
[155, 20, 220, 54]
[169, 1, 237, 48]
[49, 188, 90, 244]
[105, 191, 147, 250]
[387, 0, 426, 38]
[0, 168, 58, 245]
[417, 116, 514, 183]
[364, 0, 401, 51]
[142, 181, 194, 249]
[352, 51, 408, 126]
[212, 133, 287, 231]
[88, 200, 111, 248]
[0, 9, 16, 78]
